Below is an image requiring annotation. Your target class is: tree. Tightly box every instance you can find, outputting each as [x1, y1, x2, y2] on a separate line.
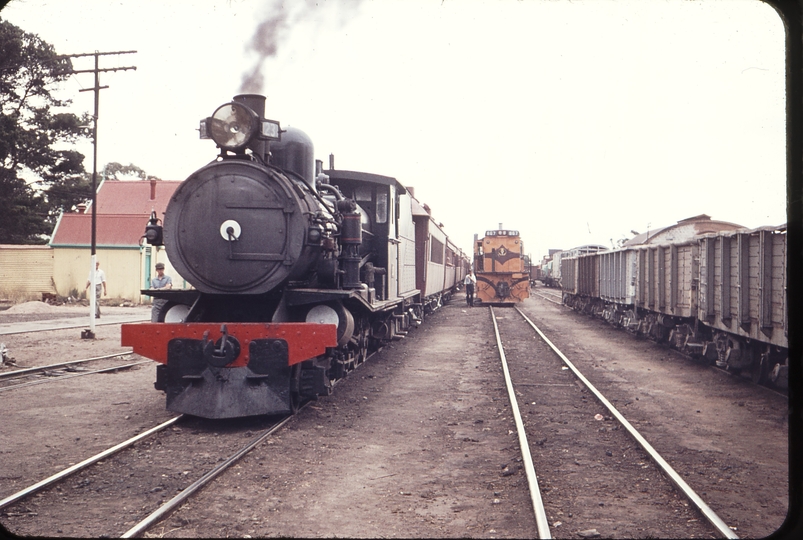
[103, 162, 146, 181]
[0, 18, 92, 244]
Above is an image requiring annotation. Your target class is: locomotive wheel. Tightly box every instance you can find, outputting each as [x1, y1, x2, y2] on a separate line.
[358, 330, 369, 365]
[289, 363, 302, 414]
[354, 318, 369, 365]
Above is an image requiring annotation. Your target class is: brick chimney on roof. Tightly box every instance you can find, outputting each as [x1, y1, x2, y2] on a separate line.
[150, 179, 157, 200]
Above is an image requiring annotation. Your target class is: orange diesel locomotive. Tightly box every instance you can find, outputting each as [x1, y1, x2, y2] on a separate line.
[473, 227, 530, 305]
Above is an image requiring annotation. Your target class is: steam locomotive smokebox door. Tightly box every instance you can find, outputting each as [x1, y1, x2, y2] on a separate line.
[165, 160, 314, 295]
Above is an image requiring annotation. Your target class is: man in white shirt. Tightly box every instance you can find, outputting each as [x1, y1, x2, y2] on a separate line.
[464, 271, 476, 307]
[85, 261, 107, 318]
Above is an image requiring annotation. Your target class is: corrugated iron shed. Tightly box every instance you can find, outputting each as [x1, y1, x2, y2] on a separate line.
[0, 245, 55, 294]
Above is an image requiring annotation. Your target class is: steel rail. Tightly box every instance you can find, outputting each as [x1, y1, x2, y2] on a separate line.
[0, 351, 133, 380]
[490, 307, 552, 539]
[514, 306, 738, 539]
[121, 412, 298, 538]
[532, 292, 563, 306]
[0, 360, 150, 392]
[121, 349, 377, 537]
[0, 416, 182, 511]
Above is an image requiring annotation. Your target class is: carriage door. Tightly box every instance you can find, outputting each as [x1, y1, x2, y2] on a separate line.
[385, 185, 399, 300]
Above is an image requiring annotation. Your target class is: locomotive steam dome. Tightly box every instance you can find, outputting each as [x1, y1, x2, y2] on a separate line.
[269, 126, 315, 189]
[164, 160, 318, 294]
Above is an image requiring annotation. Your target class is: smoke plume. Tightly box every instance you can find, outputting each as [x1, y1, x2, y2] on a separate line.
[240, 0, 363, 94]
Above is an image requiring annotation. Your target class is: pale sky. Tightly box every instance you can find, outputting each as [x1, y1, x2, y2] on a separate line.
[1, 0, 787, 261]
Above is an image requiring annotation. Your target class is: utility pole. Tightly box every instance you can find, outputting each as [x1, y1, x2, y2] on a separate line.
[59, 50, 137, 338]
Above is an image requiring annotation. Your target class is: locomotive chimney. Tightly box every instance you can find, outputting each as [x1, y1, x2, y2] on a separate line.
[233, 94, 267, 160]
[329, 153, 335, 170]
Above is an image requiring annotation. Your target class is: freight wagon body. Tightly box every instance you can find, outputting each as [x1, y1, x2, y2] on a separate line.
[559, 217, 788, 389]
[634, 240, 699, 319]
[695, 225, 787, 384]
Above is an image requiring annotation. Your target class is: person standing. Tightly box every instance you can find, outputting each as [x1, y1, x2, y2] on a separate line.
[464, 271, 476, 307]
[85, 261, 107, 319]
[150, 262, 173, 322]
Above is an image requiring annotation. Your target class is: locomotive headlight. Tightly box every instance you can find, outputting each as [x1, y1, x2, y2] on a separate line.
[207, 102, 259, 151]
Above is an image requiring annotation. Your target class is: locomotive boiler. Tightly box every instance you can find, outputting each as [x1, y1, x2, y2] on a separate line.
[122, 94, 466, 418]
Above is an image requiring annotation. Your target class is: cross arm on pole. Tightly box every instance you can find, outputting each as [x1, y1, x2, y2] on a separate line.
[67, 66, 137, 75]
[57, 50, 137, 59]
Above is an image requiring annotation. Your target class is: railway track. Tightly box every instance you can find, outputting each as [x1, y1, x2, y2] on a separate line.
[490, 305, 738, 538]
[0, 352, 145, 392]
[0, 412, 298, 538]
[531, 290, 564, 306]
[1, 343, 382, 538]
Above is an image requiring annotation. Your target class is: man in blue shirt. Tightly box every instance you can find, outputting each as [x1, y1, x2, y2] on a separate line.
[150, 262, 173, 322]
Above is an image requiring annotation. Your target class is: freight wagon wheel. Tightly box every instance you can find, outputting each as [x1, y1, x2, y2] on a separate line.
[751, 350, 770, 385]
[289, 363, 302, 414]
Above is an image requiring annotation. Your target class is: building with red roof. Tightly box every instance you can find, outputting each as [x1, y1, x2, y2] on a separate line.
[49, 178, 183, 301]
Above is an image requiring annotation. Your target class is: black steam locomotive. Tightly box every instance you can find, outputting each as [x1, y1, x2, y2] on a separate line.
[122, 94, 468, 418]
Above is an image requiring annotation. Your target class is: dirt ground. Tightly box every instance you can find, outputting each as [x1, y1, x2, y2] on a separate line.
[0, 293, 792, 538]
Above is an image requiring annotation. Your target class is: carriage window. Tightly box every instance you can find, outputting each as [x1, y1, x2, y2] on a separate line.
[376, 193, 388, 224]
[431, 237, 444, 264]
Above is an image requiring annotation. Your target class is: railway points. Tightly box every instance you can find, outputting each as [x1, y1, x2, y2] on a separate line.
[0, 357, 148, 393]
[0, 352, 130, 379]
